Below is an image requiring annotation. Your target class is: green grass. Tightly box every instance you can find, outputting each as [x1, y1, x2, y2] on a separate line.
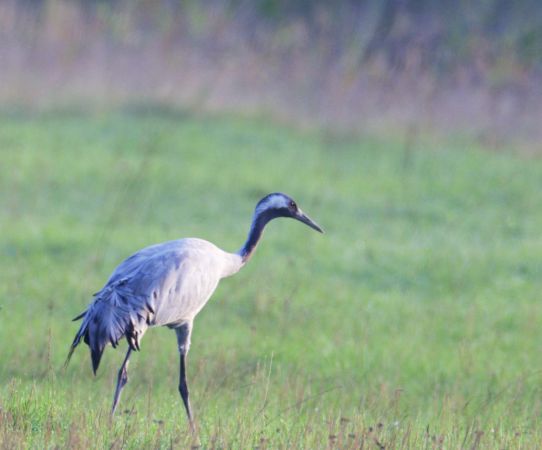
[1, 110, 542, 448]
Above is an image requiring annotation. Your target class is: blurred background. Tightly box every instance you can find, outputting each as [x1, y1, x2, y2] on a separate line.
[2, 0, 542, 150]
[2, 1, 542, 448]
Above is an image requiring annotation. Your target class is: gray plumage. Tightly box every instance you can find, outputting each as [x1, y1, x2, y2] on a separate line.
[69, 239, 242, 371]
[66, 192, 323, 428]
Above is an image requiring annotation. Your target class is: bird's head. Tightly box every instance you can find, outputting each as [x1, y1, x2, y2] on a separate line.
[254, 193, 324, 233]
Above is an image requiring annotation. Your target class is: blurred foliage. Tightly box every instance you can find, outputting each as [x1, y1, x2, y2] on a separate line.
[14, 0, 542, 75]
[4, 0, 542, 144]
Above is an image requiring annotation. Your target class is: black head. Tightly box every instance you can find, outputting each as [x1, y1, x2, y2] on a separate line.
[254, 193, 324, 233]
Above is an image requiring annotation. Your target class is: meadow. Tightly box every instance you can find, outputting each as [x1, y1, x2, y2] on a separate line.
[1, 109, 542, 448]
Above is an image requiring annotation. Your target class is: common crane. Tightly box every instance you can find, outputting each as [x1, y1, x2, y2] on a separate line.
[66, 193, 323, 428]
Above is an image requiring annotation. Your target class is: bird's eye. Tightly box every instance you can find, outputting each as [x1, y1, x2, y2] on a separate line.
[289, 200, 296, 210]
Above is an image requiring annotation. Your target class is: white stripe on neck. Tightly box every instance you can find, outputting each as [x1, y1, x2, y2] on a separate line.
[255, 194, 288, 215]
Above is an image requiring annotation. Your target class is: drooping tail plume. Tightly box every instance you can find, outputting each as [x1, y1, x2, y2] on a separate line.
[65, 286, 150, 374]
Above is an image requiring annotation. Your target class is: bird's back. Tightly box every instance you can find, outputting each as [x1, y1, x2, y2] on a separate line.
[103, 238, 242, 324]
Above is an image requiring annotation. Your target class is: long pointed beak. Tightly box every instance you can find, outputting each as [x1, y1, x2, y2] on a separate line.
[295, 209, 324, 233]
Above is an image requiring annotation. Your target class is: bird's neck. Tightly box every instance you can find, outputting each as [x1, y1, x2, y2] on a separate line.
[238, 210, 276, 263]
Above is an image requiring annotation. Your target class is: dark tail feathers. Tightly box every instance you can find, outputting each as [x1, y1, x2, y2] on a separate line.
[64, 309, 88, 370]
[65, 299, 142, 375]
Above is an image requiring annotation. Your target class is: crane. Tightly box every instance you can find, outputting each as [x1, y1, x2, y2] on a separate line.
[65, 192, 323, 429]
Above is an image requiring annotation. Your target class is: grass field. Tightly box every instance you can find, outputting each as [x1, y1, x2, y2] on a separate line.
[1, 109, 542, 448]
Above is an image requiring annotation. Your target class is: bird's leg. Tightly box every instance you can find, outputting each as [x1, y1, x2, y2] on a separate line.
[180, 352, 194, 431]
[175, 323, 194, 432]
[111, 347, 132, 416]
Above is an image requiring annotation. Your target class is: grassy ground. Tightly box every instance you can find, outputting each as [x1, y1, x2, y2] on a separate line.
[1, 109, 542, 448]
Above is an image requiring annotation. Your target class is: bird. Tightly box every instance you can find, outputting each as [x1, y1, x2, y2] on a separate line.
[65, 192, 323, 429]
